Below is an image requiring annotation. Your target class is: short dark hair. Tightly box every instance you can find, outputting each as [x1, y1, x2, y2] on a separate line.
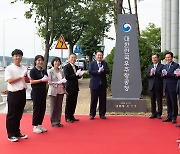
[11, 49, 23, 56]
[51, 57, 61, 67]
[69, 53, 77, 57]
[152, 53, 159, 58]
[96, 50, 103, 55]
[34, 55, 44, 66]
[165, 51, 173, 58]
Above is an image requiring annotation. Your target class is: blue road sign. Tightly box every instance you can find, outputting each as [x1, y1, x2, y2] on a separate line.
[74, 45, 82, 54]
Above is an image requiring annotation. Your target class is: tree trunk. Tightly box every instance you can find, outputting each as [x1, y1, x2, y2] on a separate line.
[116, 0, 123, 14]
[43, 1, 55, 70]
[134, 0, 140, 37]
[89, 52, 93, 62]
[114, 0, 123, 32]
[43, 45, 50, 70]
[69, 43, 74, 55]
[128, 0, 132, 14]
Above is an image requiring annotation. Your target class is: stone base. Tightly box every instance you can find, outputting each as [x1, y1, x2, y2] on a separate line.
[107, 97, 147, 112]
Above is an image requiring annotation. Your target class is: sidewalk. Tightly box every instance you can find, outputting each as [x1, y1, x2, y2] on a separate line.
[24, 78, 90, 115]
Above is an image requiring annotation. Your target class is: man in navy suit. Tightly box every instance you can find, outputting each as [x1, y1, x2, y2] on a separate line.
[89, 51, 109, 120]
[162, 52, 179, 124]
[147, 53, 164, 119]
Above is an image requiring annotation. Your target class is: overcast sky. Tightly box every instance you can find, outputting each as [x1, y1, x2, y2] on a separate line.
[0, 0, 161, 59]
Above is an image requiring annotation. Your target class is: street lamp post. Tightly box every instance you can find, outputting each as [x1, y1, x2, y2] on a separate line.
[3, 18, 17, 68]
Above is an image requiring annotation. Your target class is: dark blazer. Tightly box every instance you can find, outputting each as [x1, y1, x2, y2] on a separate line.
[147, 63, 164, 91]
[63, 63, 80, 92]
[176, 66, 180, 94]
[89, 60, 109, 89]
[162, 61, 179, 93]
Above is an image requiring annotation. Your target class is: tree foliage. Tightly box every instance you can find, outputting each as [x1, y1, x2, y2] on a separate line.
[105, 47, 114, 90]
[139, 23, 162, 94]
[11, 0, 113, 69]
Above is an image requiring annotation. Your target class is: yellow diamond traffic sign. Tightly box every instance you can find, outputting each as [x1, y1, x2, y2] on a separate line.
[55, 35, 68, 49]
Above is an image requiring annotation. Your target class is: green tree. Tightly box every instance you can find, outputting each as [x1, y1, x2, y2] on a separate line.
[11, 0, 113, 69]
[138, 23, 161, 94]
[105, 47, 114, 90]
[140, 23, 161, 53]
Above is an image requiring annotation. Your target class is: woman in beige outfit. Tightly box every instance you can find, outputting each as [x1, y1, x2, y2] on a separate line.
[48, 57, 66, 127]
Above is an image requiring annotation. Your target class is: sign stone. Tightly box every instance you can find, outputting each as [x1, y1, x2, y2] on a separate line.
[107, 14, 147, 112]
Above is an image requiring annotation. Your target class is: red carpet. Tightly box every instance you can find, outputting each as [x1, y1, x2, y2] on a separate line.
[0, 114, 180, 154]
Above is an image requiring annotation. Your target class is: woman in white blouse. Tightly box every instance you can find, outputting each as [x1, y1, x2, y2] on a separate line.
[48, 57, 66, 127]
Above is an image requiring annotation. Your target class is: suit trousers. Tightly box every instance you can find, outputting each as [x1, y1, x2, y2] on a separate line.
[6, 89, 26, 138]
[49, 94, 64, 125]
[149, 89, 163, 116]
[90, 84, 107, 117]
[165, 90, 178, 120]
[32, 92, 46, 126]
[65, 90, 78, 120]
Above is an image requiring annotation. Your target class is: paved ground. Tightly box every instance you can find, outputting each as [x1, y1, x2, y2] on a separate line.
[0, 78, 170, 116]
[24, 78, 91, 115]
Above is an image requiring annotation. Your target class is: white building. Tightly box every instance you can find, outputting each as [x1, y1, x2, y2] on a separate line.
[161, 0, 180, 62]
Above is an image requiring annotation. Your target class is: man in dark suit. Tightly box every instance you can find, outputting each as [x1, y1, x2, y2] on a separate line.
[162, 52, 179, 124]
[89, 51, 109, 120]
[63, 53, 82, 123]
[175, 67, 180, 127]
[147, 53, 164, 119]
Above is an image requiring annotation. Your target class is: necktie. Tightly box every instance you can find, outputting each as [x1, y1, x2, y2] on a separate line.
[154, 64, 157, 69]
[98, 62, 101, 68]
[167, 64, 170, 72]
[72, 64, 76, 73]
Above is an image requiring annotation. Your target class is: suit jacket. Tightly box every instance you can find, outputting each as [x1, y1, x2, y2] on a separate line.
[147, 63, 164, 91]
[63, 63, 80, 92]
[176, 66, 180, 94]
[47, 68, 66, 96]
[89, 60, 109, 89]
[162, 61, 179, 93]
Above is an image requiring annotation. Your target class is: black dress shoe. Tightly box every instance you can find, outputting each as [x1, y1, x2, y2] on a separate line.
[90, 116, 94, 120]
[52, 123, 64, 127]
[100, 116, 106, 119]
[172, 120, 177, 124]
[157, 115, 162, 119]
[66, 119, 73, 123]
[162, 118, 172, 122]
[149, 115, 157, 119]
[176, 124, 180, 127]
[72, 118, 79, 121]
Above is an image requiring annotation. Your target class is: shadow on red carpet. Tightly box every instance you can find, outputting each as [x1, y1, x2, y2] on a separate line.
[0, 114, 180, 154]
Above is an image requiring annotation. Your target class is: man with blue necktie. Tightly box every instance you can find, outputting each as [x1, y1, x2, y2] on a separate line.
[162, 52, 179, 124]
[89, 51, 109, 120]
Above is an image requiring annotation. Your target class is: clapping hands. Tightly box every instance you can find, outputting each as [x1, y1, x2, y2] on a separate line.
[174, 68, 180, 77]
[98, 65, 104, 73]
[76, 69, 84, 77]
[58, 78, 67, 84]
[150, 68, 156, 76]
[41, 75, 49, 82]
[162, 69, 167, 76]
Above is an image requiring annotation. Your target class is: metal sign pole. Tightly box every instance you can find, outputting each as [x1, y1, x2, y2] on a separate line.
[61, 49, 63, 62]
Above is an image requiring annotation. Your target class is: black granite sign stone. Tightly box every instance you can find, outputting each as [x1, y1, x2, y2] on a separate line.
[107, 14, 147, 112]
[107, 98, 147, 112]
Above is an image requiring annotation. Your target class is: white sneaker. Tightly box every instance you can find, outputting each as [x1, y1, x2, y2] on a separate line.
[17, 133, 28, 139]
[38, 125, 47, 132]
[8, 136, 18, 142]
[33, 126, 43, 133]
